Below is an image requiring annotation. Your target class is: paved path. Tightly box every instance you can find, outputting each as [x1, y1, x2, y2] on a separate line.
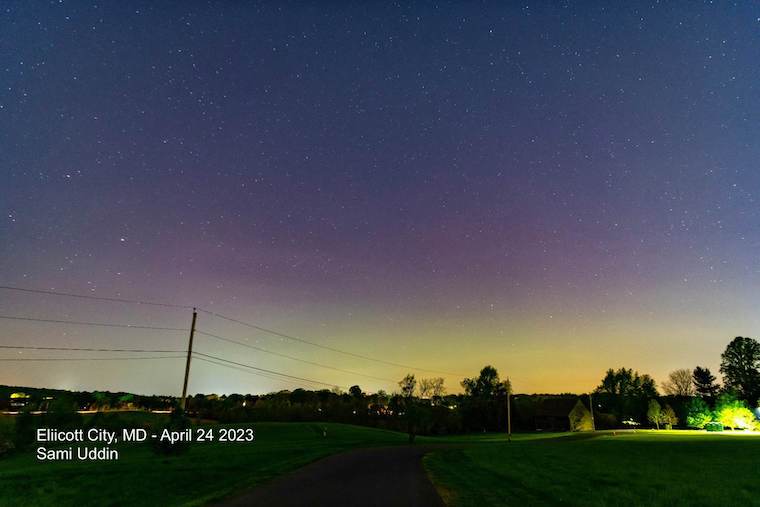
[216, 445, 445, 507]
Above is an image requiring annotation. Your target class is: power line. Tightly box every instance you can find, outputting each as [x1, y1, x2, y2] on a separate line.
[196, 329, 396, 384]
[192, 351, 343, 389]
[0, 344, 185, 353]
[192, 356, 321, 388]
[197, 308, 464, 377]
[0, 314, 187, 332]
[0, 356, 185, 362]
[0, 284, 193, 310]
[0, 284, 462, 378]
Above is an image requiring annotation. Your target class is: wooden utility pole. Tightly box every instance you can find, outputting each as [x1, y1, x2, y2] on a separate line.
[589, 392, 596, 431]
[180, 308, 197, 411]
[507, 389, 512, 442]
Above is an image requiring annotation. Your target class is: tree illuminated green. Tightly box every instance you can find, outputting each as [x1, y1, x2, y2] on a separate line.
[686, 397, 713, 429]
[714, 393, 757, 431]
[647, 399, 662, 430]
[660, 404, 678, 429]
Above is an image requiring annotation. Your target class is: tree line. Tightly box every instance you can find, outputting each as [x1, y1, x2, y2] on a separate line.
[594, 336, 760, 431]
[3, 335, 759, 448]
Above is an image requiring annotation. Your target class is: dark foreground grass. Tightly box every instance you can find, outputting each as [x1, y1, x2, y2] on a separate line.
[424, 430, 760, 507]
[0, 419, 410, 506]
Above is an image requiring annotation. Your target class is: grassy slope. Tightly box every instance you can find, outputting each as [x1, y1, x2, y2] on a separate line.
[0, 420, 411, 507]
[424, 430, 760, 507]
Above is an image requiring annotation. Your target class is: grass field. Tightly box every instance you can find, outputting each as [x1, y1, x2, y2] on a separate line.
[424, 430, 760, 507]
[0, 417, 411, 506]
[4, 415, 760, 507]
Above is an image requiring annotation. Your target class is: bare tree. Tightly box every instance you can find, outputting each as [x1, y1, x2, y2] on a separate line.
[418, 378, 434, 399]
[661, 369, 696, 396]
[430, 377, 446, 399]
[418, 377, 446, 405]
[398, 374, 417, 443]
[660, 404, 678, 429]
[418, 377, 446, 399]
[398, 374, 417, 398]
[647, 399, 662, 430]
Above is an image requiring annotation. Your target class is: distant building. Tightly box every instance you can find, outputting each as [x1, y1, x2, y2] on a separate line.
[9, 392, 30, 409]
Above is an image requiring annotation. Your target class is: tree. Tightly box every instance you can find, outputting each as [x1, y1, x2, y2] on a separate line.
[398, 374, 417, 443]
[686, 398, 713, 429]
[692, 367, 719, 399]
[661, 369, 695, 397]
[461, 366, 510, 432]
[714, 392, 757, 430]
[348, 385, 363, 399]
[595, 368, 658, 423]
[430, 377, 446, 400]
[398, 375, 416, 398]
[418, 378, 446, 404]
[660, 404, 678, 429]
[647, 399, 662, 430]
[462, 366, 502, 398]
[596, 368, 657, 398]
[418, 379, 434, 399]
[720, 336, 760, 404]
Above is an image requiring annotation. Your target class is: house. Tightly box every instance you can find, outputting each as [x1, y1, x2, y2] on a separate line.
[534, 398, 593, 432]
[9, 392, 30, 409]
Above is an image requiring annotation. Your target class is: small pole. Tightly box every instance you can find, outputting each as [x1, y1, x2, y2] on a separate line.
[589, 392, 596, 431]
[507, 388, 512, 442]
[180, 308, 197, 411]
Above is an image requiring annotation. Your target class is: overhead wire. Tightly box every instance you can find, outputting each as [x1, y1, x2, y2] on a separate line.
[192, 355, 322, 389]
[0, 284, 463, 381]
[0, 314, 187, 332]
[192, 351, 344, 389]
[0, 284, 193, 309]
[197, 308, 464, 377]
[0, 356, 185, 362]
[195, 329, 396, 384]
[0, 344, 185, 353]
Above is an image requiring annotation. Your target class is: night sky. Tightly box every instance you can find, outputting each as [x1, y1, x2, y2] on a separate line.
[2, 2, 760, 396]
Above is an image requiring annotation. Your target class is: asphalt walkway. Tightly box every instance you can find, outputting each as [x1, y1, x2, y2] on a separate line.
[216, 445, 445, 507]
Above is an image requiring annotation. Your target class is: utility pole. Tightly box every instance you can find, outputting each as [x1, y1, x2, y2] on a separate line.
[507, 388, 512, 442]
[589, 392, 596, 431]
[180, 308, 197, 412]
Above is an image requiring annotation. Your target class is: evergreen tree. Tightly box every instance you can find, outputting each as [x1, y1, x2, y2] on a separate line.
[692, 366, 719, 399]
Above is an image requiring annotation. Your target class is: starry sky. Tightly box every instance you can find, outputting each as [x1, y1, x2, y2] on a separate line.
[1, 1, 760, 396]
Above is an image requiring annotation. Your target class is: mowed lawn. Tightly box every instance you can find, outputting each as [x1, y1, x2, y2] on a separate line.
[0, 419, 411, 506]
[424, 430, 760, 507]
